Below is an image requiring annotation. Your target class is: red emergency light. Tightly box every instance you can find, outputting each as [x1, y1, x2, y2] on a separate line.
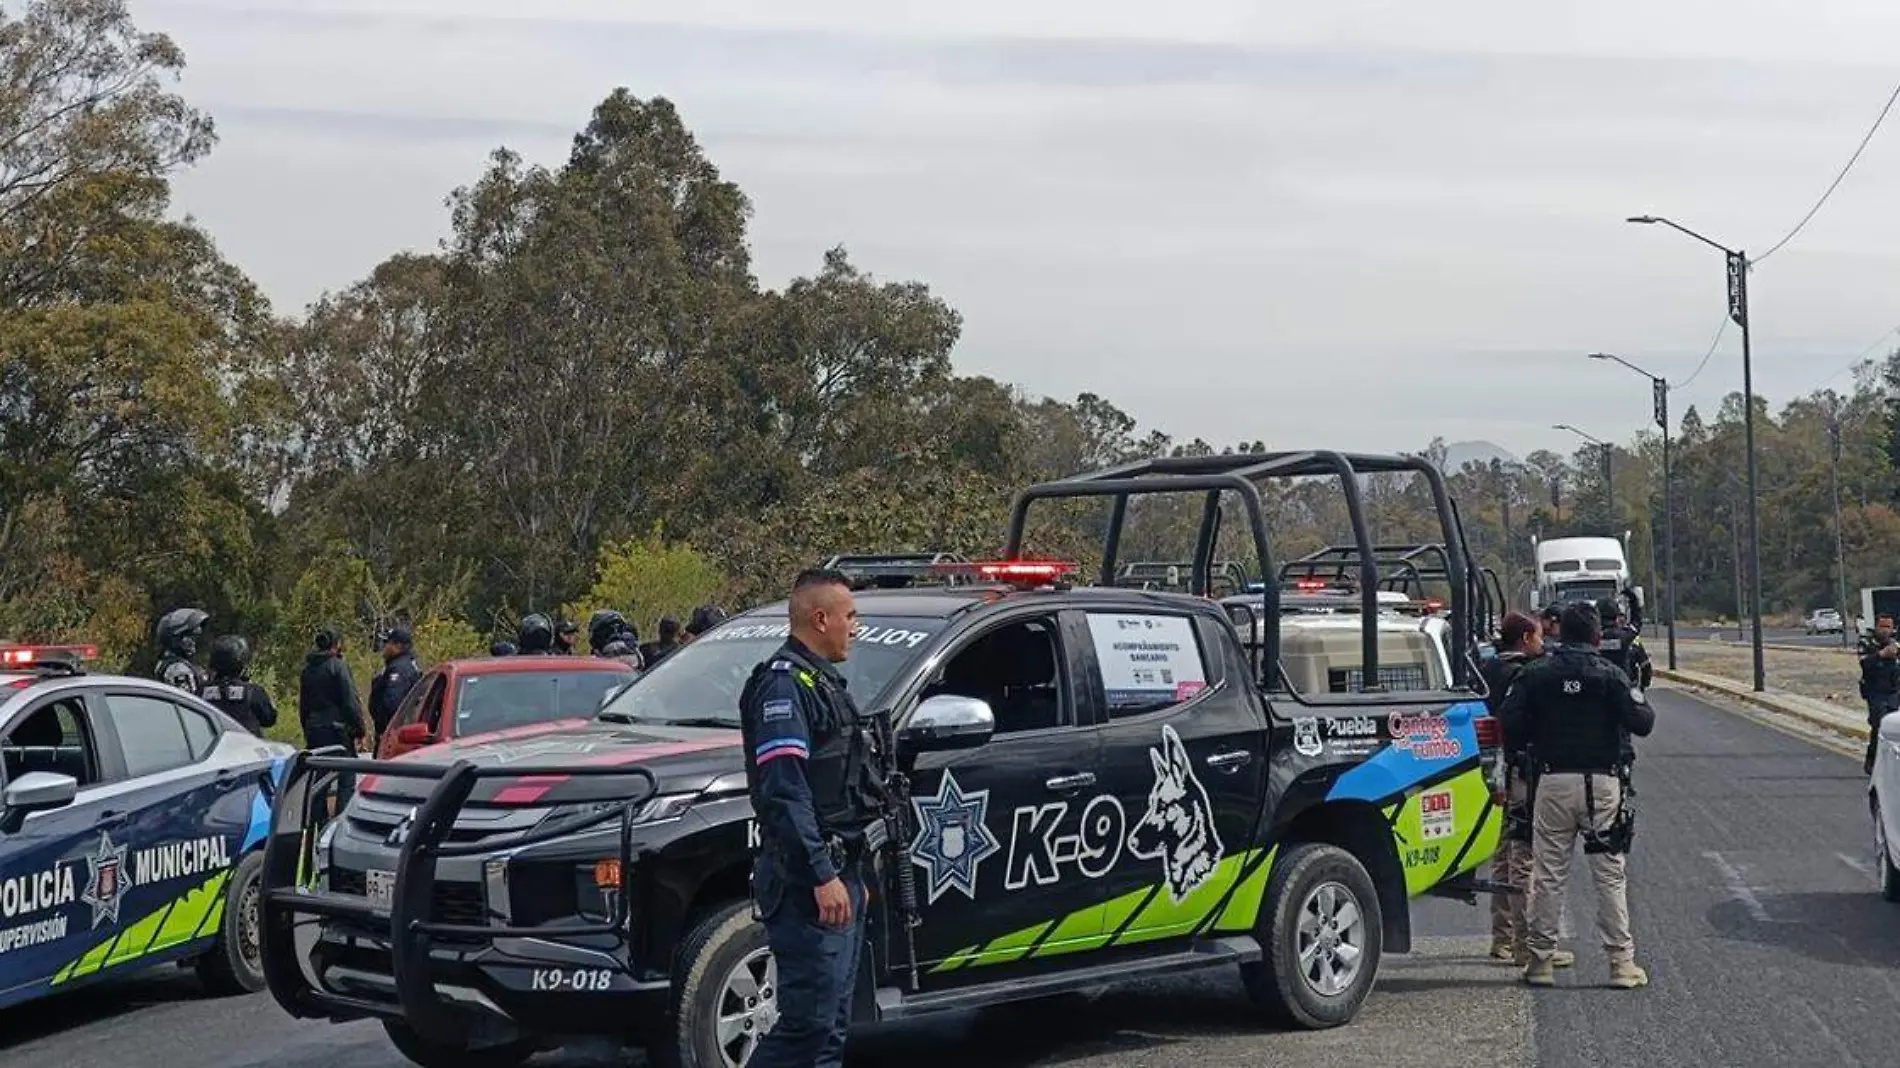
[1, 644, 95, 667]
[1293, 579, 1329, 591]
[933, 560, 1077, 587]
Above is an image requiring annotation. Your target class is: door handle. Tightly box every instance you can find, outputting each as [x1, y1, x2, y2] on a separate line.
[96, 808, 126, 826]
[1205, 750, 1252, 771]
[1045, 772, 1095, 792]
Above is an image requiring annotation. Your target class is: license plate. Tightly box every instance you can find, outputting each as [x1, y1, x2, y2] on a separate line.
[364, 869, 395, 913]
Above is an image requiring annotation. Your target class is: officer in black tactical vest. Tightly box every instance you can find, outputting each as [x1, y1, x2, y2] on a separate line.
[738, 568, 885, 1068]
[201, 635, 278, 737]
[1596, 598, 1652, 691]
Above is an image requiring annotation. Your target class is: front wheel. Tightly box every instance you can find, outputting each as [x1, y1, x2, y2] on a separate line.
[195, 851, 266, 995]
[382, 1020, 536, 1068]
[657, 901, 778, 1068]
[1241, 842, 1383, 1029]
[1875, 800, 1900, 903]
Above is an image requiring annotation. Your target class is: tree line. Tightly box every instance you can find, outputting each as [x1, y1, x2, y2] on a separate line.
[4, 0, 1895, 712]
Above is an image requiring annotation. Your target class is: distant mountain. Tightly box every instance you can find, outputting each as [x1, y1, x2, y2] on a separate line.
[1441, 440, 1521, 473]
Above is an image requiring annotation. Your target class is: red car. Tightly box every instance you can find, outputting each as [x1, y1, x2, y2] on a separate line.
[374, 655, 637, 759]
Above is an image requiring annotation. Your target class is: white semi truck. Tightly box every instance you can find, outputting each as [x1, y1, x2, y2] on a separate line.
[1531, 533, 1644, 627]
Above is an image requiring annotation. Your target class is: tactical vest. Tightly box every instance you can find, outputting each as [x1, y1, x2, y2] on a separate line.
[740, 646, 882, 844]
[201, 678, 248, 716]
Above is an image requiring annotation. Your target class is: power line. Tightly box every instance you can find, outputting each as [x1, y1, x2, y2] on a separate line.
[1675, 315, 1730, 390]
[1754, 75, 1900, 264]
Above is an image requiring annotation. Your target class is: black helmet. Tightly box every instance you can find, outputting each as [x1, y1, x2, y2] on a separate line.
[588, 610, 626, 654]
[686, 604, 728, 637]
[517, 613, 555, 653]
[490, 640, 517, 656]
[208, 635, 251, 678]
[156, 607, 210, 658]
[1595, 597, 1623, 625]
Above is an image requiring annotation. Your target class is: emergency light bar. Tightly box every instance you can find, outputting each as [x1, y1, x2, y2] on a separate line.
[930, 560, 1077, 588]
[0, 644, 95, 667]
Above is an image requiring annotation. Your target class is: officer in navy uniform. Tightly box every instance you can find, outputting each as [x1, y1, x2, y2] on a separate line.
[201, 635, 278, 737]
[370, 625, 421, 745]
[1595, 598, 1652, 691]
[738, 568, 882, 1068]
[155, 607, 211, 692]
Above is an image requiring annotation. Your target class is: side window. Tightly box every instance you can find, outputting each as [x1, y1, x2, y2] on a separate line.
[1084, 611, 1211, 719]
[420, 675, 449, 732]
[101, 694, 198, 779]
[391, 670, 436, 728]
[921, 616, 1067, 735]
[179, 705, 219, 759]
[1, 697, 101, 786]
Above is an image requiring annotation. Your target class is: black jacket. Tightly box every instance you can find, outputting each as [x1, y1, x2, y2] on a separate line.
[369, 653, 421, 734]
[202, 677, 279, 737]
[1482, 650, 1538, 762]
[299, 651, 364, 743]
[1860, 635, 1900, 701]
[1501, 646, 1655, 773]
[1598, 624, 1652, 689]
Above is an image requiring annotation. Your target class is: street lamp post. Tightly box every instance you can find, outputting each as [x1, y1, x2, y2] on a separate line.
[1628, 214, 1764, 692]
[1588, 352, 1676, 670]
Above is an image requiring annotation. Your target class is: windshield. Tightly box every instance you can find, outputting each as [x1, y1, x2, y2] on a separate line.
[596, 615, 944, 727]
[454, 669, 633, 735]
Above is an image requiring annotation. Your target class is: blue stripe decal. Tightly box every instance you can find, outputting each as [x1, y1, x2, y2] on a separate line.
[240, 757, 289, 851]
[1325, 701, 1484, 803]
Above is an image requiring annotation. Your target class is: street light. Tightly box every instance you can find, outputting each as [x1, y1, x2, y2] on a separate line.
[1552, 424, 1613, 517]
[1589, 352, 1676, 671]
[1627, 213, 1764, 692]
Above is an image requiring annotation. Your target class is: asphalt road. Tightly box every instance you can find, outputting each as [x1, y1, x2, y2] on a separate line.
[4, 686, 1895, 1068]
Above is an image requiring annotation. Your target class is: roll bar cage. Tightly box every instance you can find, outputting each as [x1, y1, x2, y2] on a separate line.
[1279, 541, 1505, 645]
[1002, 450, 1479, 695]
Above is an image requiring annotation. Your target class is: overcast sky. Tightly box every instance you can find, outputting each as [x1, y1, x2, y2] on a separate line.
[141, 0, 1900, 459]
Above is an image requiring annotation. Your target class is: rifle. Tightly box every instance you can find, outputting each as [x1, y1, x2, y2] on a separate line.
[883, 768, 924, 990]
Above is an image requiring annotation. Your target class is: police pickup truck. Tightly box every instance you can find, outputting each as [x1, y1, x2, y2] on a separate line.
[259, 451, 1505, 1068]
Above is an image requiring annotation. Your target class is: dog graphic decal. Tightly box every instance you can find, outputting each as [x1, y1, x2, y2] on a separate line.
[1127, 724, 1225, 901]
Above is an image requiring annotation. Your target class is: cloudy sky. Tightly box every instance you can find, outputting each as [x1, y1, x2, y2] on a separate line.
[140, 0, 1900, 459]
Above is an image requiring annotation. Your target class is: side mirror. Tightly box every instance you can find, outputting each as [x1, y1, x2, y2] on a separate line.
[898, 695, 995, 753]
[1, 771, 78, 833]
[394, 723, 434, 747]
[1881, 710, 1900, 744]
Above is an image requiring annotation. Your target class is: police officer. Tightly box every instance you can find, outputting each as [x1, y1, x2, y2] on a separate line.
[554, 619, 579, 655]
[490, 640, 517, 657]
[1859, 615, 1900, 774]
[200, 635, 278, 737]
[517, 613, 555, 655]
[1482, 612, 1574, 969]
[640, 614, 682, 666]
[370, 625, 420, 744]
[739, 569, 881, 1068]
[685, 604, 729, 644]
[1501, 602, 1655, 990]
[1596, 598, 1652, 691]
[588, 610, 628, 656]
[299, 626, 366, 753]
[155, 607, 210, 692]
[1537, 603, 1563, 644]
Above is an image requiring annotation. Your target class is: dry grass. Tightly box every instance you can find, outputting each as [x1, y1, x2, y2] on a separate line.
[1673, 641, 1864, 712]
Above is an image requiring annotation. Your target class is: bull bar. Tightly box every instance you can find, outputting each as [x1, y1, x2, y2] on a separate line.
[258, 748, 659, 1044]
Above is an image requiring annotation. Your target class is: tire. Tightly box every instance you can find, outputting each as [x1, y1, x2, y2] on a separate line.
[653, 900, 776, 1068]
[1240, 842, 1384, 1030]
[195, 851, 266, 995]
[381, 1020, 535, 1068]
[1874, 800, 1900, 903]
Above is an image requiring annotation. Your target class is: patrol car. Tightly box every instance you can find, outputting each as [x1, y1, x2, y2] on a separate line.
[258, 450, 1507, 1068]
[0, 654, 294, 1010]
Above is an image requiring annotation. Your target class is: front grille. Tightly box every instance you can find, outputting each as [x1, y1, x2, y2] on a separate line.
[330, 869, 488, 927]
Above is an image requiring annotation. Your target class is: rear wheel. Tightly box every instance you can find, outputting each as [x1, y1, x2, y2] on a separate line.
[1241, 842, 1383, 1029]
[381, 1020, 535, 1068]
[656, 900, 778, 1068]
[195, 851, 266, 995]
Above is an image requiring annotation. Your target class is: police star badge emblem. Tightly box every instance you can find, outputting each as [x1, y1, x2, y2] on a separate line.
[82, 830, 130, 929]
[908, 769, 1001, 905]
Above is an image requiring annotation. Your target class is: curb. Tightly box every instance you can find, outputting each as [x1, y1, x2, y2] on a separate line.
[1655, 667, 1869, 743]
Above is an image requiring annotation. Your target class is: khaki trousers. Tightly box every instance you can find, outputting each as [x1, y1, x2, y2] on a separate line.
[1525, 772, 1634, 964]
[1489, 775, 1532, 944]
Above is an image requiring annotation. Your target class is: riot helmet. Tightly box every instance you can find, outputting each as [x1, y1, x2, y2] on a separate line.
[490, 640, 517, 656]
[588, 610, 627, 654]
[517, 613, 555, 653]
[1596, 598, 1624, 627]
[209, 635, 252, 679]
[156, 607, 211, 659]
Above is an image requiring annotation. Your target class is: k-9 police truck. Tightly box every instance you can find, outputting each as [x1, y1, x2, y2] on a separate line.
[258, 451, 1507, 1068]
